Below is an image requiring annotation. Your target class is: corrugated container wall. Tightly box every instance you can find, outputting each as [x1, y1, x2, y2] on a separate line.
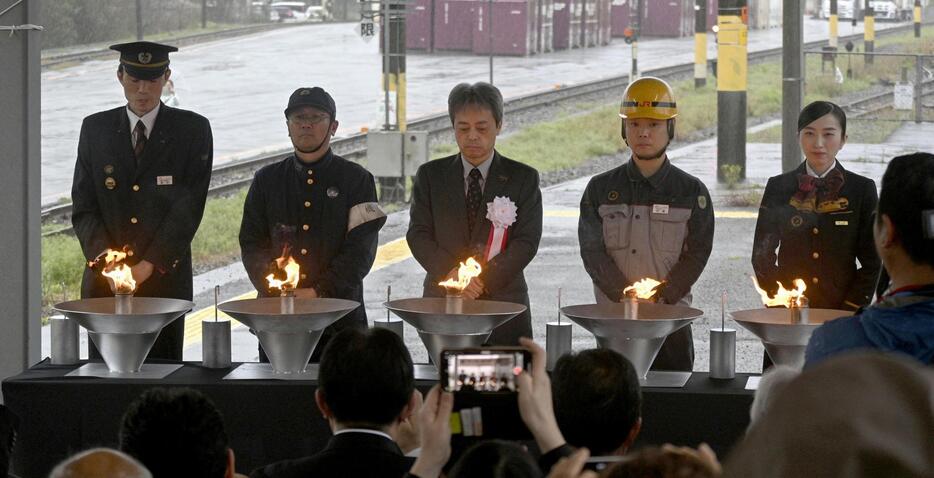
[642, 0, 690, 37]
[434, 0, 475, 51]
[611, 0, 629, 37]
[596, 0, 611, 45]
[553, 0, 570, 49]
[406, 0, 434, 50]
[537, 0, 555, 52]
[569, 0, 584, 48]
[473, 0, 539, 56]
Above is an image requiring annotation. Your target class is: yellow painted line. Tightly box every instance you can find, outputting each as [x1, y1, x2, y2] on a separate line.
[543, 210, 758, 219]
[183, 237, 413, 348]
[717, 210, 758, 219]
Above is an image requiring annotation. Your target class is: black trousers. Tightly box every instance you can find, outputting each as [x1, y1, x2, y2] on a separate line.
[651, 326, 695, 372]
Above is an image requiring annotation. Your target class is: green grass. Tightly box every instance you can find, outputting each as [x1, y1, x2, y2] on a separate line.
[748, 116, 903, 144]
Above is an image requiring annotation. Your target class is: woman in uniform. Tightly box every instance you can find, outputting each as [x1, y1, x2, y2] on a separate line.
[752, 100, 881, 316]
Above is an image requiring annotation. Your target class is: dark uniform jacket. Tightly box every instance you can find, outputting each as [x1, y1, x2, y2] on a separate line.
[248, 432, 414, 478]
[71, 103, 213, 360]
[239, 150, 386, 337]
[579, 158, 714, 371]
[407, 152, 543, 345]
[752, 162, 881, 310]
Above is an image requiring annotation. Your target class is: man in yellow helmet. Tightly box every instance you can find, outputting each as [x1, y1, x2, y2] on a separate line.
[578, 77, 715, 372]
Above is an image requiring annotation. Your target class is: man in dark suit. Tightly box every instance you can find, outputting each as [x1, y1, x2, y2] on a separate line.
[71, 41, 213, 361]
[407, 82, 543, 345]
[249, 328, 421, 478]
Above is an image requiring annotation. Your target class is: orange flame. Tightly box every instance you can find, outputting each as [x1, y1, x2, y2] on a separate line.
[751, 277, 808, 308]
[266, 256, 301, 292]
[623, 278, 662, 300]
[93, 249, 136, 294]
[439, 257, 483, 292]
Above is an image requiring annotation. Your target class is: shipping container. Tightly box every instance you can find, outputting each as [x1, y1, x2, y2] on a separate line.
[537, 0, 555, 52]
[596, 0, 611, 45]
[434, 0, 475, 51]
[473, 0, 539, 56]
[406, 0, 434, 50]
[569, 0, 584, 48]
[610, 0, 629, 38]
[553, 0, 570, 49]
[641, 0, 691, 37]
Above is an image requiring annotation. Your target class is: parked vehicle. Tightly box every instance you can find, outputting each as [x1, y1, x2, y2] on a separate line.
[818, 0, 856, 20]
[305, 0, 329, 21]
[271, 2, 310, 22]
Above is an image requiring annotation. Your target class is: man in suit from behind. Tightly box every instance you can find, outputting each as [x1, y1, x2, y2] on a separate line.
[407, 82, 543, 345]
[250, 328, 421, 478]
[70, 41, 213, 361]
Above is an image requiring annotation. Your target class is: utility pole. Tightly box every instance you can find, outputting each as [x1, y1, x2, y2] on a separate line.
[915, 0, 922, 38]
[782, 0, 804, 173]
[829, 0, 838, 49]
[136, 0, 144, 40]
[378, 0, 408, 202]
[694, 0, 707, 88]
[864, 0, 875, 64]
[629, 0, 640, 80]
[716, 0, 748, 182]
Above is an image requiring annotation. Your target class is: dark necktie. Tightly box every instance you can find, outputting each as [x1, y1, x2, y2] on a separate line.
[133, 120, 147, 163]
[466, 168, 483, 236]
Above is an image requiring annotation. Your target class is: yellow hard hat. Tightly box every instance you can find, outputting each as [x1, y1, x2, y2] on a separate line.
[619, 77, 678, 120]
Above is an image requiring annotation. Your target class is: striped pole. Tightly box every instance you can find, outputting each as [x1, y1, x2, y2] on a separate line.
[864, 0, 875, 65]
[829, 0, 838, 49]
[716, 0, 747, 182]
[695, 0, 707, 88]
[915, 0, 922, 38]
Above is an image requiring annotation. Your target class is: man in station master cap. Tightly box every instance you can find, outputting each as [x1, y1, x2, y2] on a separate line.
[71, 41, 213, 361]
[239, 87, 387, 362]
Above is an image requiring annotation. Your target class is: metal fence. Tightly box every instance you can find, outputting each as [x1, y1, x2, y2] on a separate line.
[805, 49, 934, 122]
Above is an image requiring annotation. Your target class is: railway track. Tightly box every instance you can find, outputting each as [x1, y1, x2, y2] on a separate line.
[41, 23, 918, 234]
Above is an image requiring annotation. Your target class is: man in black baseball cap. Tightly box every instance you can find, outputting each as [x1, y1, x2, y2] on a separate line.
[71, 40, 213, 362]
[284, 86, 336, 119]
[239, 86, 386, 363]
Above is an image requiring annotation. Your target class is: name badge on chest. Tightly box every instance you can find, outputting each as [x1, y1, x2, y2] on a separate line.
[157, 176, 173, 186]
[652, 204, 670, 215]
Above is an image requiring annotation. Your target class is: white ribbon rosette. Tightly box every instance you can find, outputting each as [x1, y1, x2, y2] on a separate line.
[484, 196, 518, 261]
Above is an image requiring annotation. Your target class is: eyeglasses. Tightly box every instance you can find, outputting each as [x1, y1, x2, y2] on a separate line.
[289, 113, 330, 126]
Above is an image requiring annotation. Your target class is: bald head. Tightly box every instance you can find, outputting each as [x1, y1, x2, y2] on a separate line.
[50, 448, 151, 478]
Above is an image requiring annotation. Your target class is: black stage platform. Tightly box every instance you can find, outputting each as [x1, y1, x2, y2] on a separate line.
[3, 360, 755, 478]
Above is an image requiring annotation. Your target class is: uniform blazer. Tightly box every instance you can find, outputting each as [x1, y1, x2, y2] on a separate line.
[71, 103, 213, 300]
[239, 151, 386, 326]
[407, 152, 543, 301]
[752, 161, 881, 310]
[248, 432, 415, 478]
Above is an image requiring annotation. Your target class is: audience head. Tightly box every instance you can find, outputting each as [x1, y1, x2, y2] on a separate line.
[119, 388, 233, 478]
[50, 448, 151, 478]
[875, 152, 934, 271]
[447, 440, 542, 478]
[723, 352, 934, 478]
[317, 327, 417, 428]
[602, 444, 721, 478]
[552, 348, 642, 455]
[748, 365, 799, 426]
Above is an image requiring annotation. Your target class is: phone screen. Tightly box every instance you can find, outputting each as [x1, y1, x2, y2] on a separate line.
[442, 349, 528, 392]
